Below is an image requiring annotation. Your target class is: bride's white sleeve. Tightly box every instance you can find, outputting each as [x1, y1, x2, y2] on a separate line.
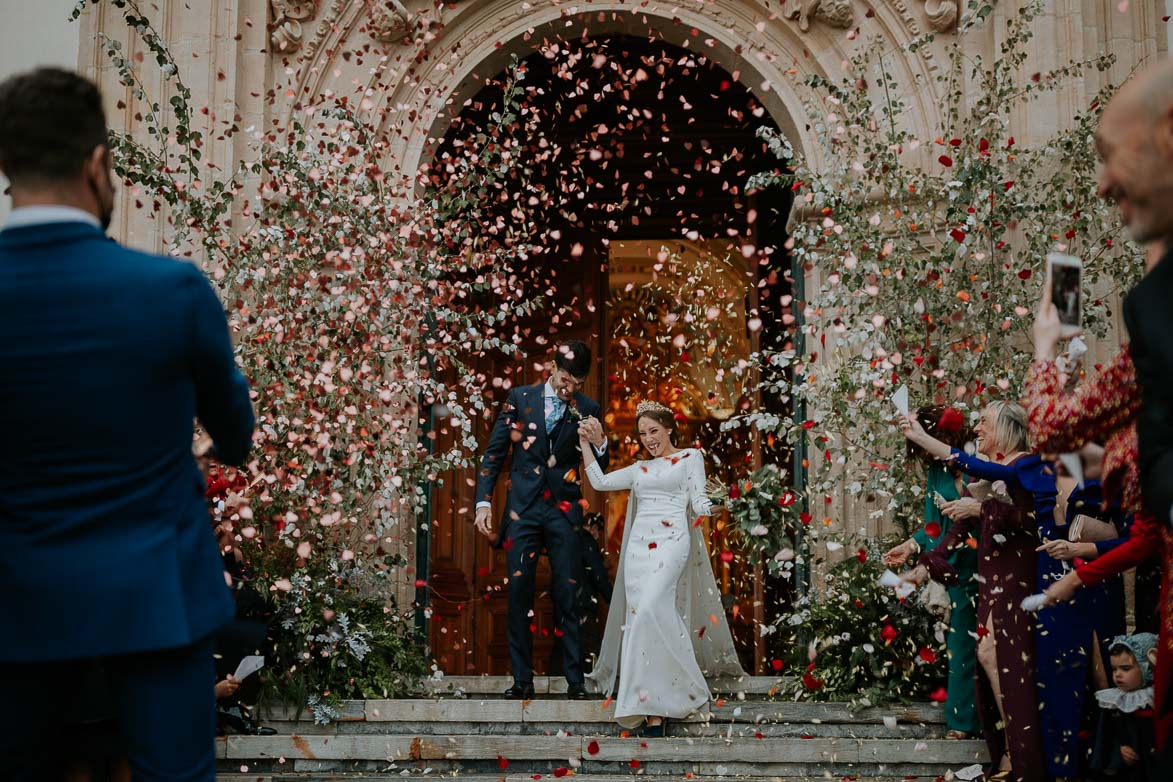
[685, 450, 713, 516]
[585, 460, 638, 492]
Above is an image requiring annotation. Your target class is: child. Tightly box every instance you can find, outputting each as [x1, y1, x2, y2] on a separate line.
[1092, 633, 1159, 781]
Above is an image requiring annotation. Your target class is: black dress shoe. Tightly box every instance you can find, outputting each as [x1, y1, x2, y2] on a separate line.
[567, 682, 589, 700]
[504, 681, 536, 700]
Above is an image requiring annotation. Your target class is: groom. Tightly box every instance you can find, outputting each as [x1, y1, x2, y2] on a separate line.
[474, 340, 608, 699]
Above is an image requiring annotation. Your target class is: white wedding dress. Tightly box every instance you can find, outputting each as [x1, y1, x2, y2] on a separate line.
[584, 448, 746, 728]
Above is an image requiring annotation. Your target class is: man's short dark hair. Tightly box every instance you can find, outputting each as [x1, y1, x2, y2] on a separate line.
[0, 68, 108, 186]
[554, 340, 592, 379]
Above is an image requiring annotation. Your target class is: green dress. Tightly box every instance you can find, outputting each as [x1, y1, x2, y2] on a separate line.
[913, 462, 980, 735]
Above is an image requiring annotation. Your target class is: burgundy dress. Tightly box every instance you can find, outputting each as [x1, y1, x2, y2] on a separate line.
[921, 454, 1048, 782]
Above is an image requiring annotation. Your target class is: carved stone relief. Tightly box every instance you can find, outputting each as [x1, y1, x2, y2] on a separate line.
[922, 0, 960, 32]
[269, 0, 318, 53]
[788, 0, 855, 32]
[368, 0, 412, 43]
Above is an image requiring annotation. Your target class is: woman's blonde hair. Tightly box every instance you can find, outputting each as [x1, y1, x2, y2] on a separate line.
[984, 400, 1029, 455]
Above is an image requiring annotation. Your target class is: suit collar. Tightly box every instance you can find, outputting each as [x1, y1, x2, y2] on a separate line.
[6, 205, 100, 230]
[0, 221, 106, 249]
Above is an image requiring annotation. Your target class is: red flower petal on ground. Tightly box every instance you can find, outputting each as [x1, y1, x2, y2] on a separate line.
[629, 759, 641, 769]
[924, 521, 941, 538]
[553, 768, 570, 777]
[938, 155, 953, 167]
[587, 741, 600, 756]
[648, 542, 658, 549]
[498, 755, 509, 769]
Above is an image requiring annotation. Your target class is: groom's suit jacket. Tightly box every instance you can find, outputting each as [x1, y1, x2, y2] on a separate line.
[475, 382, 608, 547]
[0, 220, 255, 662]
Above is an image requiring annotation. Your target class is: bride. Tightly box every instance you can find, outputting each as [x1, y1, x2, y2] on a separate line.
[578, 401, 745, 735]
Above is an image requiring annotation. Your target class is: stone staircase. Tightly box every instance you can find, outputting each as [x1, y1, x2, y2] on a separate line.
[216, 676, 988, 781]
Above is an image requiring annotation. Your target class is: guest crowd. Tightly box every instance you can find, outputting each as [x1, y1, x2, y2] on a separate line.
[884, 63, 1173, 782]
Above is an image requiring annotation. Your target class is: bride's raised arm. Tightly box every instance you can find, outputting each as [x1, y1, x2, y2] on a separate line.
[683, 449, 713, 517]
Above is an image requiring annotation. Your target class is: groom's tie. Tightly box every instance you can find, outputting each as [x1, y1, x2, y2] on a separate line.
[545, 397, 565, 434]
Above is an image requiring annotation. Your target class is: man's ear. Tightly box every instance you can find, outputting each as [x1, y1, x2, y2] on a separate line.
[1156, 106, 1173, 160]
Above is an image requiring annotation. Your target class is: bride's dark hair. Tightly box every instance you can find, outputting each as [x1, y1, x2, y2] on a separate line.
[635, 407, 679, 447]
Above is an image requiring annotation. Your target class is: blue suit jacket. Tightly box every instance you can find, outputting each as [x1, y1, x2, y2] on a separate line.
[475, 383, 607, 547]
[0, 221, 255, 662]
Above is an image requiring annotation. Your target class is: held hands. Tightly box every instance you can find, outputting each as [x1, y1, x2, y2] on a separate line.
[578, 416, 605, 448]
[940, 497, 981, 521]
[474, 505, 494, 539]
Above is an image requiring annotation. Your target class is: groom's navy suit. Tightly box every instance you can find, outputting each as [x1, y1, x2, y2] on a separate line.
[476, 381, 608, 682]
[0, 217, 254, 780]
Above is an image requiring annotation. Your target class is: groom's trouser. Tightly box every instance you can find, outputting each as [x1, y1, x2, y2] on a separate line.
[506, 502, 585, 683]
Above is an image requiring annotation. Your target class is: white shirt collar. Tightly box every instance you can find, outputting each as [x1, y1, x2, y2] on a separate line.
[545, 380, 558, 399]
[5, 205, 101, 230]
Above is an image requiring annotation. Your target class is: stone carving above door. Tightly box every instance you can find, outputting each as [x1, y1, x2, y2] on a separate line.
[269, 0, 318, 53]
[788, 0, 855, 32]
[368, 0, 413, 43]
[922, 0, 960, 32]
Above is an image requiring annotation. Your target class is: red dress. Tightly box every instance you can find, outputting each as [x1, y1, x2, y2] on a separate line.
[1026, 349, 1173, 749]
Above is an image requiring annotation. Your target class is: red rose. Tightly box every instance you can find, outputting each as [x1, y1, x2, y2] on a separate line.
[881, 624, 898, 644]
[802, 663, 824, 690]
[918, 646, 937, 664]
[728, 484, 740, 500]
[925, 521, 942, 538]
[856, 548, 868, 563]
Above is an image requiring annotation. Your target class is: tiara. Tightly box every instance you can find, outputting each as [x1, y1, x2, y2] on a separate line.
[636, 400, 672, 416]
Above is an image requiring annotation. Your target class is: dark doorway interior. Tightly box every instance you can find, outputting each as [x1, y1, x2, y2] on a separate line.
[420, 33, 797, 677]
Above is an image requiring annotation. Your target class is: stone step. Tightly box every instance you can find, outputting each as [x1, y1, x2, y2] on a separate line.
[217, 734, 989, 767]
[260, 698, 948, 728]
[219, 776, 962, 782]
[424, 675, 787, 697]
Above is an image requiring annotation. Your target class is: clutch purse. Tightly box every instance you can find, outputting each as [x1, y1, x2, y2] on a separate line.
[1067, 514, 1119, 543]
[920, 580, 952, 624]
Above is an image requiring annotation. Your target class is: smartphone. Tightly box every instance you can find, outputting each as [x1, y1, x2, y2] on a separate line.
[1046, 253, 1083, 337]
[932, 491, 948, 508]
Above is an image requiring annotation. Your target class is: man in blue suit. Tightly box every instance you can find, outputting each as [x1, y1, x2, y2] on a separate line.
[0, 68, 254, 781]
[474, 340, 608, 699]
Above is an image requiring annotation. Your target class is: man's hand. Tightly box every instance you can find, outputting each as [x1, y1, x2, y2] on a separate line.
[1120, 745, 1139, 765]
[214, 675, 240, 699]
[475, 506, 494, 539]
[193, 433, 215, 478]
